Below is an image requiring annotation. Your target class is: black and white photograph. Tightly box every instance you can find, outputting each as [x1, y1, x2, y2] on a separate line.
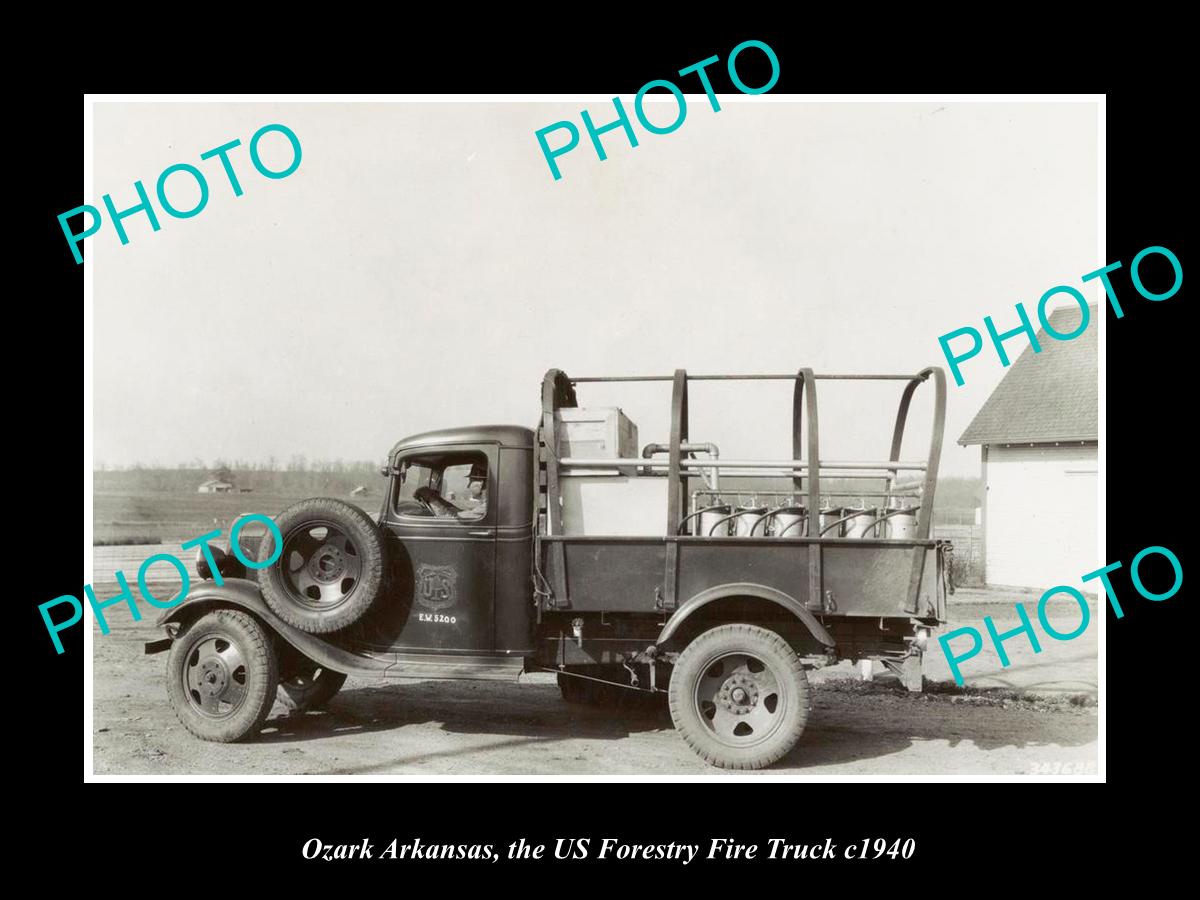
[77, 94, 1107, 779]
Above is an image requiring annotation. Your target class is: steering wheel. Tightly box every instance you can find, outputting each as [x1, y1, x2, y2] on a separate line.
[413, 486, 439, 515]
[414, 486, 461, 518]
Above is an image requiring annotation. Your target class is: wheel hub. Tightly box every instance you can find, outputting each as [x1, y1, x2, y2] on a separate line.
[307, 545, 345, 583]
[718, 673, 759, 715]
[197, 658, 229, 697]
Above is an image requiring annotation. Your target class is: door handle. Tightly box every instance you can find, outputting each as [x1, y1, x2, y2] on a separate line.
[468, 530, 494, 537]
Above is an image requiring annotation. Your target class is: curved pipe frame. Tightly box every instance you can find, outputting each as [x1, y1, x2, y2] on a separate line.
[792, 368, 820, 536]
[886, 367, 946, 540]
[667, 369, 690, 530]
[538, 369, 578, 608]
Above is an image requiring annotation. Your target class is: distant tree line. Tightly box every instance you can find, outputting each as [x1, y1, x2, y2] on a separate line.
[93, 460, 387, 495]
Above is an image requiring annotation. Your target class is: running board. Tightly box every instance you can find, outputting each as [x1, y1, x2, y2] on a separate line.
[371, 652, 526, 683]
[155, 583, 528, 684]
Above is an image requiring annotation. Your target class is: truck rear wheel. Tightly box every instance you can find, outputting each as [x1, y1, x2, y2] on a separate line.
[278, 665, 347, 713]
[257, 498, 386, 634]
[668, 623, 811, 769]
[167, 610, 279, 743]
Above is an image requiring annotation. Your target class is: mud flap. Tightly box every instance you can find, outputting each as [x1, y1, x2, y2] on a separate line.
[882, 653, 925, 692]
[902, 654, 924, 693]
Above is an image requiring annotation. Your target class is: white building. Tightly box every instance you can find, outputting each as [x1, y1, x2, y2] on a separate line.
[958, 305, 1098, 591]
[197, 479, 235, 494]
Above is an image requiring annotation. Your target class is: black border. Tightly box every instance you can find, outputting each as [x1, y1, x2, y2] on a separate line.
[23, 24, 1190, 880]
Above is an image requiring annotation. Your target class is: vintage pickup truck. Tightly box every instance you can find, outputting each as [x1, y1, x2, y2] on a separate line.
[146, 366, 951, 769]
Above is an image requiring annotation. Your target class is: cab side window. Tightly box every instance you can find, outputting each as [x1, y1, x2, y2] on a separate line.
[394, 452, 489, 521]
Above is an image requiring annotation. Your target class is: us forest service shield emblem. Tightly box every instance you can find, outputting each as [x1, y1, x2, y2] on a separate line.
[415, 564, 457, 611]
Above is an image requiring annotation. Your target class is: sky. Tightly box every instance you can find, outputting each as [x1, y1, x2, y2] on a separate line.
[93, 100, 1098, 477]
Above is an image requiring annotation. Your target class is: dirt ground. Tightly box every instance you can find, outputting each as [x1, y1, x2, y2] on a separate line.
[91, 571, 1098, 777]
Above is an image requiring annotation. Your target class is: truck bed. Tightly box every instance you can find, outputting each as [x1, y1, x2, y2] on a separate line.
[538, 534, 948, 622]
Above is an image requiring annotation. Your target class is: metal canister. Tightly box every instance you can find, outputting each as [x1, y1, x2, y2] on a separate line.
[733, 506, 768, 537]
[879, 509, 918, 539]
[771, 506, 807, 537]
[818, 506, 845, 537]
[699, 504, 732, 537]
[842, 508, 877, 539]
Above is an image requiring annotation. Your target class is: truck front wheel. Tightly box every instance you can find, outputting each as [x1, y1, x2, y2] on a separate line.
[167, 610, 279, 743]
[668, 624, 811, 769]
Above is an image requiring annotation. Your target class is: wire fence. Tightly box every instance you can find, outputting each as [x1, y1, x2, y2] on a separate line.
[933, 523, 984, 586]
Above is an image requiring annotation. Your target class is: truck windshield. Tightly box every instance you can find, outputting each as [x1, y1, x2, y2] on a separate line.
[395, 453, 488, 521]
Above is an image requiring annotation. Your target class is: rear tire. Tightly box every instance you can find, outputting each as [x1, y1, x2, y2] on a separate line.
[257, 498, 386, 634]
[668, 623, 811, 769]
[278, 666, 347, 713]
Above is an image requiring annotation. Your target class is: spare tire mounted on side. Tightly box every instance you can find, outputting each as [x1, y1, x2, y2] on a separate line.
[257, 497, 386, 634]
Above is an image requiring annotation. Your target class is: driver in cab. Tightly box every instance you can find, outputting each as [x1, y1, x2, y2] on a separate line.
[414, 462, 487, 521]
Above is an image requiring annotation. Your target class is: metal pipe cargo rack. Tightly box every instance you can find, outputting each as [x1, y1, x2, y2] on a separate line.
[535, 367, 948, 616]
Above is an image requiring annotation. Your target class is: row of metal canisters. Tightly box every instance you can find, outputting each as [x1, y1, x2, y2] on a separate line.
[692, 504, 919, 539]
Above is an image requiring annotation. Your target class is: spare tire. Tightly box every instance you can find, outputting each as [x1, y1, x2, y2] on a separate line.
[257, 498, 386, 634]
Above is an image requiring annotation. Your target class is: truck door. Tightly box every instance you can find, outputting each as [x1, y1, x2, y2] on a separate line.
[383, 444, 498, 652]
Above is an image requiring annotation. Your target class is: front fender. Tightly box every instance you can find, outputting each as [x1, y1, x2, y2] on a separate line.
[150, 578, 391, 676]
[154, 577, 267, 628]
[656, 582, 836, 648]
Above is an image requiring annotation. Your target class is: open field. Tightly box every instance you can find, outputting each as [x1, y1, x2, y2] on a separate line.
[93, 490, 380, 545]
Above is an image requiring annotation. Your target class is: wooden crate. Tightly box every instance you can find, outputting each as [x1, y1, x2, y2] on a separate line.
[554, 407, 639, 475]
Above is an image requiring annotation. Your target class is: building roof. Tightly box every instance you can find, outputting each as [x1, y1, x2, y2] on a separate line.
[199, 479, 234, 487]
[959, 304, 1097, 446]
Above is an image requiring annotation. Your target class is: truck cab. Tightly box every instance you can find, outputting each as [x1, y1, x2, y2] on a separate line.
[377, 425, 536, 657]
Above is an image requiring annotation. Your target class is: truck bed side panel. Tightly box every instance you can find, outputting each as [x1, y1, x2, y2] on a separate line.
[821, 544, 937, 618]
[544, 539, 666, 612]
[540, 536, 944, 620]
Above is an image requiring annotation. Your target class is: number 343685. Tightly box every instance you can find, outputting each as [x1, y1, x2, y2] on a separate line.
[1029, 761, 1097, 775]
